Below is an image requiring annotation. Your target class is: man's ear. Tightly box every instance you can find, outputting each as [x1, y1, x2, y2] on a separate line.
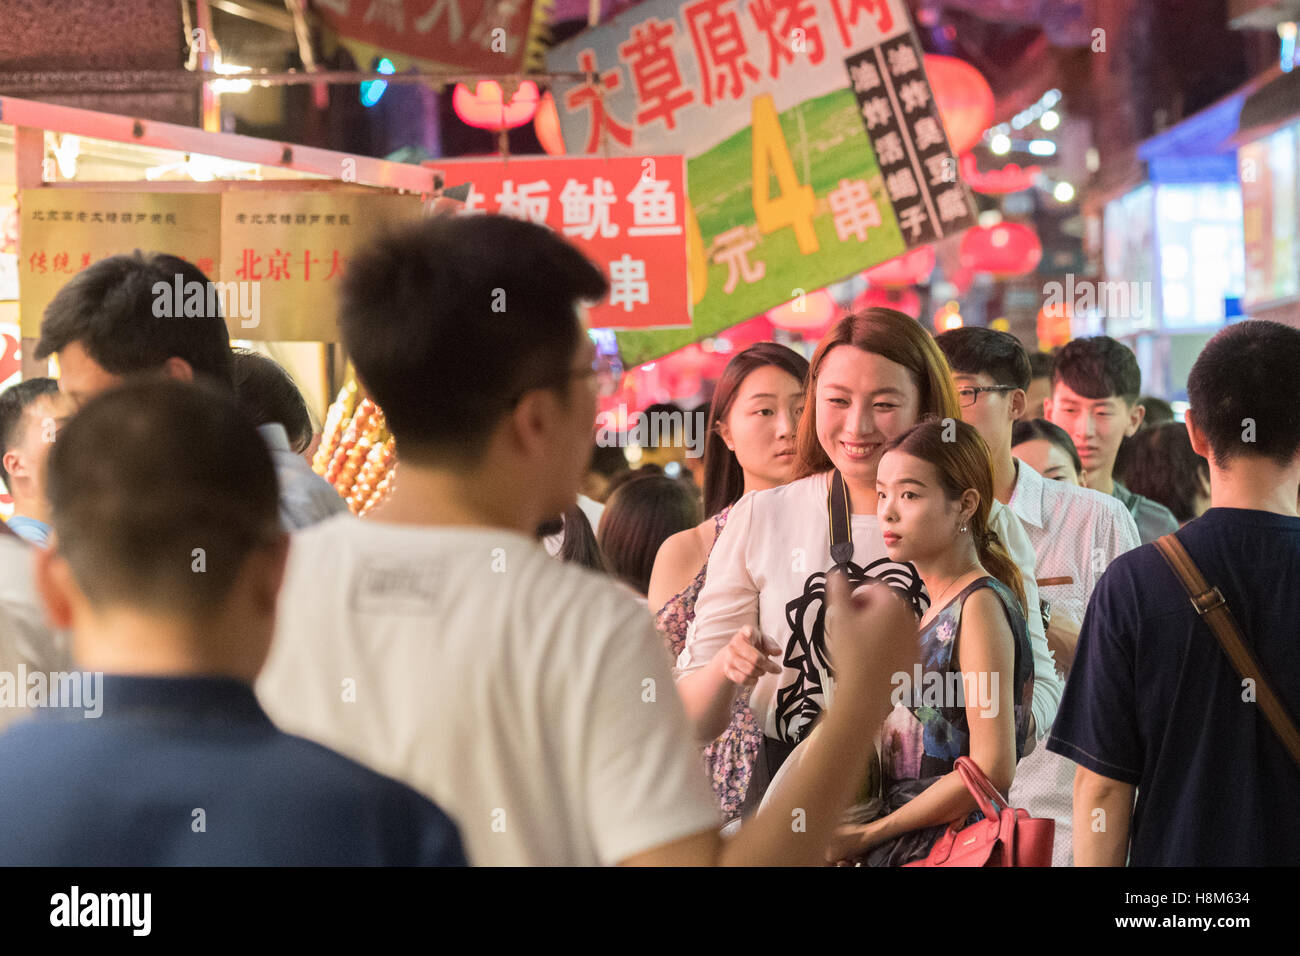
[161, 356, 195, 383]
[1124, 401, 1146, 438]
[34, 543, 77, 631]
[247, 532, 290, 617]
[1009, 388, 1026, 423]
[1041, 396, 1053, 422]
[509, 388, 558, 460]
[1, 449, 23, 481]
[1185, 409, 1213, 460]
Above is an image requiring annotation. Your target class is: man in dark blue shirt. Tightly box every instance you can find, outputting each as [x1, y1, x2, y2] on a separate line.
[0, 378, 465, 866]
[1048, 320, 1300, 866]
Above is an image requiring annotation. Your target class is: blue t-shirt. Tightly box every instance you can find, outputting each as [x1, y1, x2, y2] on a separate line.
[0, 675, 467, 866]
[1047, 507, 1300, 866]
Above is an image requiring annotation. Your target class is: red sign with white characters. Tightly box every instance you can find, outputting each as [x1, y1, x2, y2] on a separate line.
[425, 154, 692, 331]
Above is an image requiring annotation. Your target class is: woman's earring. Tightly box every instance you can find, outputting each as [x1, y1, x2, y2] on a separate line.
[959, 523, 967, 534]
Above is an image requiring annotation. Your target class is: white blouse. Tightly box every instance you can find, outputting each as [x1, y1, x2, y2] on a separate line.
[676, 473, 925, 742]
[678, 471, 1063, 742]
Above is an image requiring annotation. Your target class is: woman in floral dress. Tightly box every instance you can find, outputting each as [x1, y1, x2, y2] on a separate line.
[648, 342, 808, 820]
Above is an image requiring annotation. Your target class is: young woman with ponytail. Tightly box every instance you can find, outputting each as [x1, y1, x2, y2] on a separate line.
[825, 417, 1034, 865]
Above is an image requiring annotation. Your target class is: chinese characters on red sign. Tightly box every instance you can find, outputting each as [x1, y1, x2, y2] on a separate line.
[431, 155, 691, 331]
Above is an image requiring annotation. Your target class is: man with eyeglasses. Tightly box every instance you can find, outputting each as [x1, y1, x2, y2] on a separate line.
[937, 328, 1140, 865]
[257, 215, 918, 867]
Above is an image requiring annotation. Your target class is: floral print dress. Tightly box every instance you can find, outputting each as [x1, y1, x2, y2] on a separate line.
[655, 505, 762, 821]
[867, 574, 1034, 866]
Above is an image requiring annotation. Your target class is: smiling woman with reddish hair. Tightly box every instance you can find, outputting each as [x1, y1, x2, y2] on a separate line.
[674, 309, 962, 813]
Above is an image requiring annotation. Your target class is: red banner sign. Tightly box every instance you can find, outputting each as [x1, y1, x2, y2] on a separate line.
[426, 155, 692, 332]
[312, 0, 541, 72]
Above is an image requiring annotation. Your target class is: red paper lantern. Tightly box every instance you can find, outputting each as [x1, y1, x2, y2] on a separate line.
[714, 314, 777, 351]
[453, 81, 540, 131]
[948, 265, 975, 295]
[923, 55, 995, 155]
[767, 289, 837, 332]
[850, 287, 921, 319]
[534, 91, 566, 156]
[960, 152, 1042, 195]
[959, 223, 1042, 278]
[863, 246, 935, 288]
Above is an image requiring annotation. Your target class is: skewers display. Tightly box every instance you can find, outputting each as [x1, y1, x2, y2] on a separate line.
[313, 383, 397, 516]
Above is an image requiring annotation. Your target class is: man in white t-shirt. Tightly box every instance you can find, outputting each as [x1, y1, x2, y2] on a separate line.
[0, 533, 71, 732]
[257, 215, 919, 866]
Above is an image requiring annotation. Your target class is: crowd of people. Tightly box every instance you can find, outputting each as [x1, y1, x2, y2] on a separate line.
[0, 213, 1297, 867]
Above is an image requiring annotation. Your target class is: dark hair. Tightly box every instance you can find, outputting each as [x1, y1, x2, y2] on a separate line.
[605, 464, 661, 497]
[795, 309, 960, 478]
[1028, 350, 1054, 381]
[0, 377, 60, 493]
[1122, 422, 1209, 522]
[597, 475, 701, 596]
[232, 349, 313, 454]
[588, 443, 627, 478]
[703, 342, 809, 517]
[934, 327, 1031, 390]
[558, 504, 607, 573]
[884, 418, 1027, 613]
[1138, 395, 1174, 428]
[1011, 418, 1083, 476]
[46, 378, 280, 614]
[1050, 336, 1140, 405]
[35, 252, 234, 387]
[643, 403, 684, 446]
[339, 215, 608, 468]
[1187, 319, 1300, 466]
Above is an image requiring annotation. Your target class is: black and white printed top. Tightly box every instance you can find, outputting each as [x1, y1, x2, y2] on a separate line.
[676, 472, 928, 744]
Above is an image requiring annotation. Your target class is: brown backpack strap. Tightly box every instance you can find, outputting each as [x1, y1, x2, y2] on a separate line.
[1153, 533, 1300, 769]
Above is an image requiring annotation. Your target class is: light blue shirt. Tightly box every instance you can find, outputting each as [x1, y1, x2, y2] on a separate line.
[5, 515, 51, 548]
[257, 424, 349, 531]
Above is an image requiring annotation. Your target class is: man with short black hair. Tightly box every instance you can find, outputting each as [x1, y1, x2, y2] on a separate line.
[0, 377, 66, 546]
[1045, 336, 1178, 543]
[232, 348, 347, 530]
[1023, 350, 1054, 420]
[937, 327, 1140, 865]
[35, 252, 235, 409]
[1050, 319, 1300, 865]
[934, 329, 1063, 740]
[0, 379, 465, 865]
[257, 214, 916, 866]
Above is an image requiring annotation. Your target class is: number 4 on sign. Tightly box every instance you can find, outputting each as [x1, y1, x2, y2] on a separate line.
[751, 94, 819, 255]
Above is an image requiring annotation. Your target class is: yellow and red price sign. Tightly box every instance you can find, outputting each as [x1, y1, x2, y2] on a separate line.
[547, 0, 978, 365]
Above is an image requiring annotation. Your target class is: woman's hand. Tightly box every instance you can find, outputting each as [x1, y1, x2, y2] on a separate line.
[712, 624, 782, 687]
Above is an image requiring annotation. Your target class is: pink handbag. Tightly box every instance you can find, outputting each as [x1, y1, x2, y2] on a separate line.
[904, 756, 1055, 867]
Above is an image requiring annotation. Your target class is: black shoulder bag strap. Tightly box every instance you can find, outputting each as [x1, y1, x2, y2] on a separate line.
[827, 469, 854, 570]
[1153, 532, 1300, 770]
